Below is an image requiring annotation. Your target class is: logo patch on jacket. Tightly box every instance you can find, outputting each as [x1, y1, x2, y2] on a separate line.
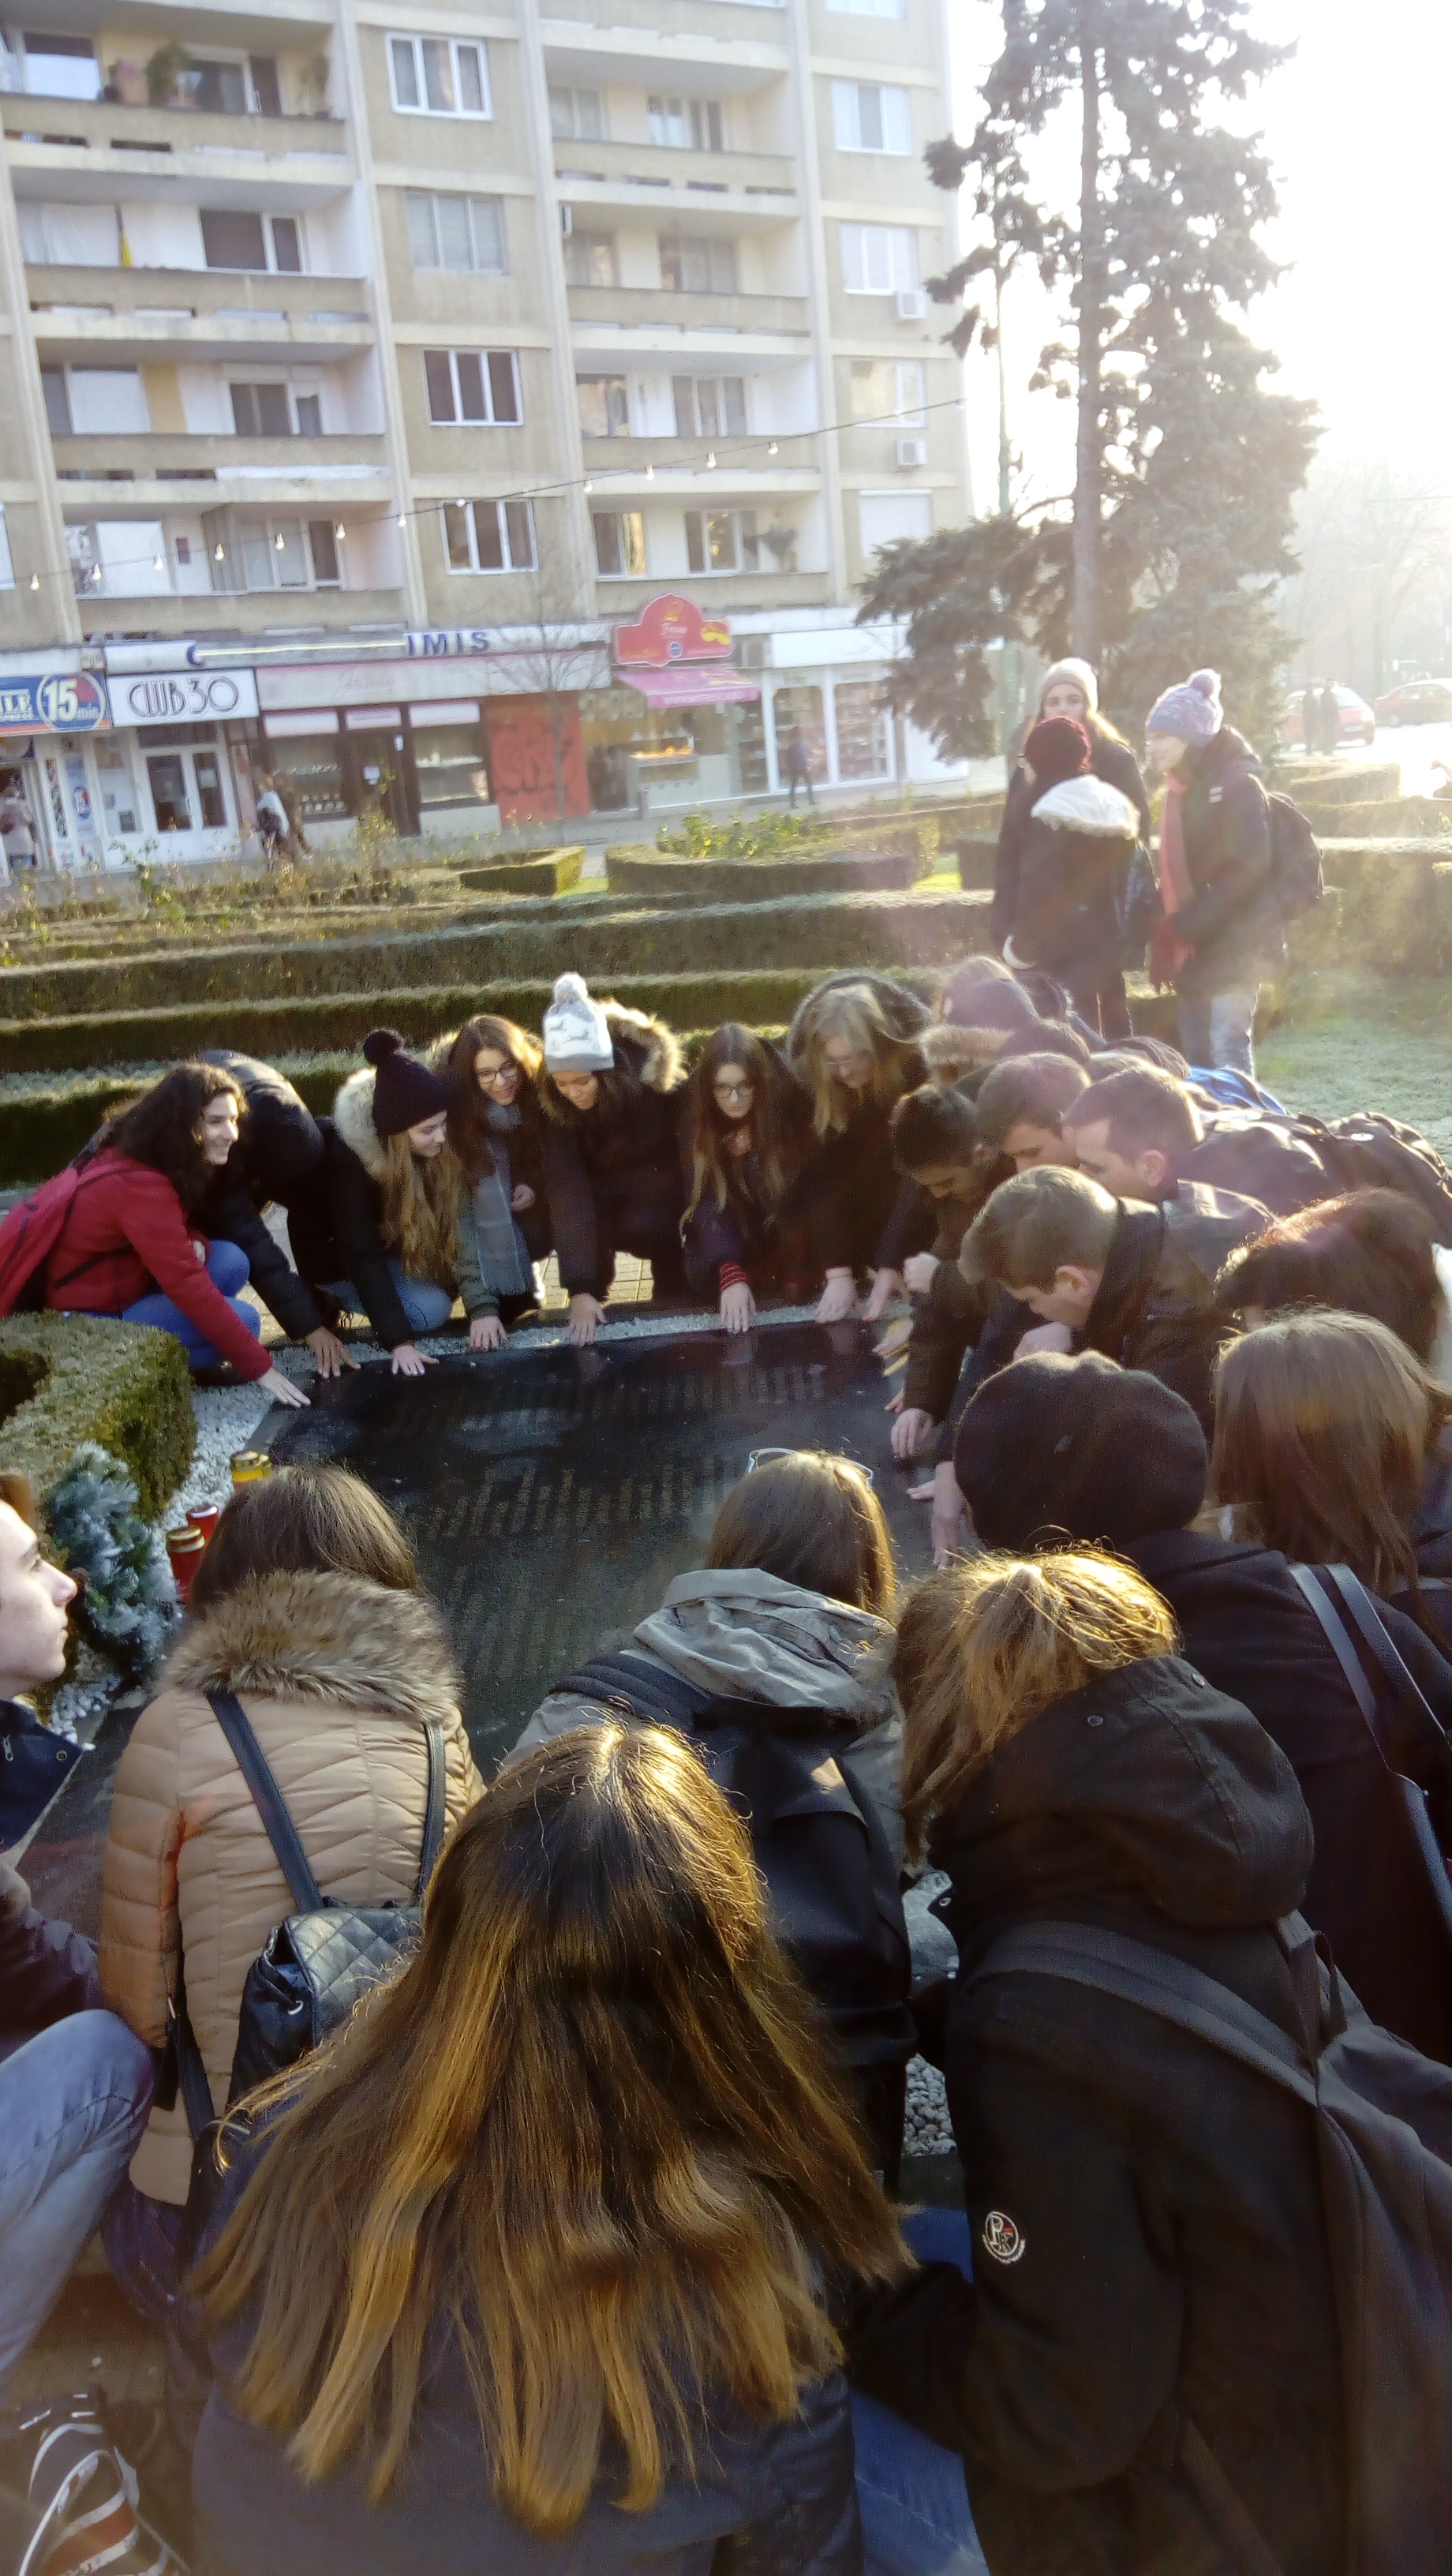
[982, 2209, 1026, 2265]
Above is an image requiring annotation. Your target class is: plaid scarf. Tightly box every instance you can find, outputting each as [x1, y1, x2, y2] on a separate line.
[470, 1104, 532, 1297]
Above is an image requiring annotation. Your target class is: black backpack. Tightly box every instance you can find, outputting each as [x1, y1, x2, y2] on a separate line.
[163, 1687, 446, 2136]
[1266, 792, 1324, 919]
[562, 1651, 915, 2073]
[972, 1912, 1452, 2576]
[1279, 1109, 1452, 1244]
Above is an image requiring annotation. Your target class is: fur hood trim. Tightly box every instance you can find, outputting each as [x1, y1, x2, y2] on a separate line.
[333, 1064, 388, 1181]
[538, 998, 684, 1122]
[919, 1021, 1004, 1077]
[1031, 773, 1141, 837]
[159, 1571, 461, 1728]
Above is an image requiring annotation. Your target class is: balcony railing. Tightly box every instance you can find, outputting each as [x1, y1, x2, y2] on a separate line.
[2, 93, 346, 159]
[567, 285, 810, 338]
[52, 434, 387, 476]
[28, 264, 372, 361]
[554, 137, 795, 200]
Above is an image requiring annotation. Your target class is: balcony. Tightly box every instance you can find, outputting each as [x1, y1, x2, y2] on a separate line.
[554, 137, 795, 230]
[541, 9, 789, 92]
[28, 264, 372, 364]
[78, 588, 405, 640]
[581, 440, 820, 501]
[2, 94, 351, 208]
[592, 568, 831, 614]
[51, 432, 391, 511]
[568, 285, 810, 353]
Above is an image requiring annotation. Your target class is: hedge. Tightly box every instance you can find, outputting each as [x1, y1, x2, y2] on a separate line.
[454, 848, 586, 896]
[0, 1312, 194, 1534]
[1301, 796, 1452, 839]
[955, 837, 997, 891]
[604, 845, 927, 899]
[1288, 762, 1401, 807]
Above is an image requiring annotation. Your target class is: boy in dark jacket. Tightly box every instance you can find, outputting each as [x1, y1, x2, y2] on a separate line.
[1144, 668, 1282, 1076]
[884, 1084, 1009, 1462]
[1065, 1061, 1332, 1217]
[952, 1348, 1452, 2064]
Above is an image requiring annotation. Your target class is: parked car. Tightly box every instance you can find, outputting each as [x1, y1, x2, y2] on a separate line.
[1282, 684, 1376, 748]
[1374, 677, 1452, 725]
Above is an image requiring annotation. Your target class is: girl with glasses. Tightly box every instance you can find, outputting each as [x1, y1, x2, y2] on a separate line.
[441, 1018, 552, 1350]
[680, 1025, 812, 1333]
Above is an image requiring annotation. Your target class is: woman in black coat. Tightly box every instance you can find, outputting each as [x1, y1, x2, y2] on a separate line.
[851, 1547, 1345, 2576]
[679, 1024, 812, 1330]
[991, 659, 1150, 1042]
[536, 975, 687, 1346]
[1144, 668, 1282, 1076]
[784, 972, 933, 1324]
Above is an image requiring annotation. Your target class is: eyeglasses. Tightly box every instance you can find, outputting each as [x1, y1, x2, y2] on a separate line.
[713, 1080, 754, 1104]
[476, 1061, 518, 1090]
[747, 1447, 874, 1488]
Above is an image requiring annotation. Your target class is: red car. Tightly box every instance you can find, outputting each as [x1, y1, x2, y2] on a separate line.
[1373, 678, 1452, 725]
[1282, 686, 1375, 747]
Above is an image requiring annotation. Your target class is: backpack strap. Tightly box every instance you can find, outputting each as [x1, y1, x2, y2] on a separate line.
[205, 1687, 324, 1912]
[1289, 1563, 1383, 1735]
[165, 1945, 217, 2144]
[558, 1650, 711, 1735]
[1289, 1564, 1449, 1765]
[1324, 1565, 1450, 1748]
[415, 1720, 446, 1901]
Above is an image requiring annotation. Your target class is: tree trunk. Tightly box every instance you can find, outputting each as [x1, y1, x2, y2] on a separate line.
[1072, 1, 1103, 663]
[548, 688, 566, 823]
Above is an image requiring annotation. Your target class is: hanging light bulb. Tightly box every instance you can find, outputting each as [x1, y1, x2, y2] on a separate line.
[767, 440, 779, 456]
[455, 497, 466, 511]
[28, 573, 39, 591]
[153, 552, 165, 571]
[396, 511, 406, 529]
[582, 477, 593, 494]
[275, 530, 286, 549]
[705, 449, 717, 470]
[215, 541, 226, 560]
[91, 562, 103, 583]
[335, 522, 346, 541]
[645, 460, 654, 481]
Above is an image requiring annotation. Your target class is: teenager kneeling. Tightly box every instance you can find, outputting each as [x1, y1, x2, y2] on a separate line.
[187, 1724, 907, 2576]
[787, 973, 932, 1325]
[537, 975, 687, 1347]
[680, 1024, 811, 1332]
[440, 1017, 552, 1350]
[290, 1030, 461, 1378]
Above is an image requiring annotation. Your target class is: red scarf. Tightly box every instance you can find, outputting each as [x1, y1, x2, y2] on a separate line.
[1158, 773, 1195, 915]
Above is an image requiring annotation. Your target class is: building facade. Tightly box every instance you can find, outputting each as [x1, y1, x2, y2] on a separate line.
[0, 0, 971, 863]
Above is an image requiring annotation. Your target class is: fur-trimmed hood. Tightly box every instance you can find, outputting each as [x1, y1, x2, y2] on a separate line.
[1030, 773, 1141, 837]
[537, 998, 685, 1124]
[159, 1570, 462, 1730]
[919, 1021, 1004, 1080]
[332, 1063, 391, 1182]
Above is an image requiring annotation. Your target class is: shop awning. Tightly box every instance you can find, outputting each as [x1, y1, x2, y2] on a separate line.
[619, 666, 760, 710]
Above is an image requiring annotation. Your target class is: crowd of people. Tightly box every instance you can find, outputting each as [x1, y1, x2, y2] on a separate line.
[6, 656, 1452, 2570]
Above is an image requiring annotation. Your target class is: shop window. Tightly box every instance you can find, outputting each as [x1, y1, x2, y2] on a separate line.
[442, 498, 536, 574]
[834, 680, 891, 781]
[850, 359, 926, 426]
[685, 508, 758, 575]
[424, 350, 521, 426]
[563, 231, 617, 288]
[412, 720, 491, 811]
[672, 375, 746, 437]
[94, 736, 138, 836]
[577, 375, 630, 438]
[549, 85, 603, 140]
[201, 208, 302, 272]
[647, 96, 724, 151]
[145, 736, 228, 833]
[405, 191, 507, 275]
[832, 81, 911, 154]
[592, 512, 646, 578]
[265, 732, 349, 822]
[840, 223, 918, 294]
[773, 686, 825, 786]
[660, 235, 738, 295]
[388, 34, 490, 118]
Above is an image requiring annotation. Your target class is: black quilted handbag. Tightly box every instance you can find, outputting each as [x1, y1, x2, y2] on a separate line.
[169, 1687, 447, 2121]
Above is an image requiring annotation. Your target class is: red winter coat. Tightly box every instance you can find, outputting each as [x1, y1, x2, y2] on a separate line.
[43, 1149, 270, 1380]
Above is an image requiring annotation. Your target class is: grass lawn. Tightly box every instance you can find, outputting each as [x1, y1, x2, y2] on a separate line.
[1259, 976, 1452, 1154]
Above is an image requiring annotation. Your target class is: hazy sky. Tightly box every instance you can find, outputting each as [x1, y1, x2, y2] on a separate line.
[948, 0, 1448, 511]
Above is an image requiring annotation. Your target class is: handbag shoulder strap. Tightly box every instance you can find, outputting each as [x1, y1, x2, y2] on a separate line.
[415, 1721, 446, 1901]
[206, 1687, 323, 1913]
[1289, 1563, 1450, 1773]
[1324, 1564, 1450, 1748]
[1289, 1563, 1383, 1739]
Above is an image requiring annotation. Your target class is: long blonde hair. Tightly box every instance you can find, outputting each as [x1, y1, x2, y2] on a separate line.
[376, 1128, 460, 1286]
[192, 1724, 905, 2533]
[796, 982, 916, 1137]
[1208, 1312, 1452, 1610]
[894, 1550, 1177, 1851]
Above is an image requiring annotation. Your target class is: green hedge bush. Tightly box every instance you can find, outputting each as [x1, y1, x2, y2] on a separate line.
[1301, 796, 1452, 839]
[1288, 762, 1401, 807]
[0, 1312, 194, 1534]
[453, 848, 586, 896]
[604, 845, 926, 898]
[955, 837, 998, 891]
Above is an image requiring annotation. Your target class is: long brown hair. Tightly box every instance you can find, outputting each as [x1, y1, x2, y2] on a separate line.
[794, 982, 917, 1138]
[192, 1725, 905, 2532]
[683, 1024, 796, 1222]
[894, 1550, 1177, 1853]
[443, 1017, 541, 1189]
[189, 1466, 420, 1612]
[376, 1129, 460, 1284]
[99, 1061, 242, 1214]
[708, 1451, 896, 1615]
[1207, 1312, 1452, 1612]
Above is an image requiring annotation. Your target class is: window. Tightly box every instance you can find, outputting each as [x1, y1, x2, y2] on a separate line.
[413, 719, 491, 811]
[685, 507, 758, 574]
[672, 375, 747, 436]
[41, 369, 72, 436]
[859, 489, 932, 556]
[424, 348, 521, 425]
[230, 382, 291, 437]
[442, 498, 536, 573]
[660, 235, 738, 294]
[406, 191, 507, 275]
[578, 375, 630, 437]
[834, 680, 891, 780]
[308, 519, 339, 583]
[826, 0, 904, 14]
[549, 85, 603, 139]
[840, 223, 918, 292]
[832, 81, 911, 152]
[850, 358, 926, 425]
[592, 511, 646, 577]
[188, 58, 249, 114]
[563, 230, 617, 286]
[146, 737, 228, 833]
[13, 31, 101, 99]
[207, 511, 337, 591]
[388, 34, 490, 117]
[201, 208, 302, 272]
[647, 95, 724, 151]
[40, 366, 149, 436]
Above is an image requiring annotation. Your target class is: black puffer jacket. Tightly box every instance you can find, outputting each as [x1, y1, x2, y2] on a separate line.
[1171, 726, 1284, 994]
[196, 1048, 327, 1341]
[1177, 1110, 1331, 1216]
[991, 764, 1142, 983]
[1127, 1528, 1452, 2062]
[537, 1004, 687, 1297]
[784, 974, 932, 1278]
[993, 732, 1150, 957]
[848, 1655, 1345, 2576]
[288, 1065, 460, 1352]
[679, 1043, 813, 1290]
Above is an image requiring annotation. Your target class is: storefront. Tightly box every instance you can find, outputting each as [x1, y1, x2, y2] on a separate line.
[579, 595, 765, 816]
[252, 642, 507, 842]
[0, 657, 113, 871]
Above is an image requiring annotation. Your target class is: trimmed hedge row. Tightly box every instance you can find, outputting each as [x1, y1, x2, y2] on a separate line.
[0, 888, 994, 1050]
[1289, 762, 1401, 806]
[1302, 796, 1452, 839]
[0, 1312, 194, 1532]
[454, 848, 586, 896]
[604, 844, 927, 899]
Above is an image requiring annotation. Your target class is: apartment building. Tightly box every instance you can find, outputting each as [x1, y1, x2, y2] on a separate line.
[0, 0, 970, 863]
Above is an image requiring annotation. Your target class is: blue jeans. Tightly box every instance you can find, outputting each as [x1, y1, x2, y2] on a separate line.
[324, 1264, 454, 1336]
[0, 2011, 153, 2397]
[853, 2209, 987, 2574]
[1177, 986, 1259, 1079]
[123, 1237, 259, 1373]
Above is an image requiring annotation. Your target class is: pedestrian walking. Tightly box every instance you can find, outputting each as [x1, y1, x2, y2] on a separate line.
[993, 659, 1151, 1039]
[783, 722, 816, 807]
[0, 772, 36, 876]
[1143, 668, 1282, 1076]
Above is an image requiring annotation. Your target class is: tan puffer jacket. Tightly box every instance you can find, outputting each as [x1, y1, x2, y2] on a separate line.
[98, 1569, 483, 2203]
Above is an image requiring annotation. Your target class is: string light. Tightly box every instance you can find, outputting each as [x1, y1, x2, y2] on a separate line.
[335, 523, 346, 541]
[274, 531, 286, 550]
[582, 477, 593, 494]
[29, 574, 39, 590]
[768, 440, 779, 455]
[645, 461, 654, 480]
[705, 450, 717, 470]
[153, 552, 164, 570]
[214, 542, 226, 560]
[396, 511, 406, 528]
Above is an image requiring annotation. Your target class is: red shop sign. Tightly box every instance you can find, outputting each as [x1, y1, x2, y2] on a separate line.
[612, 593, 732, 668]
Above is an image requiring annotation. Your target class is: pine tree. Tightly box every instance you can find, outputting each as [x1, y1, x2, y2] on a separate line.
[864, 0, 1319, 754]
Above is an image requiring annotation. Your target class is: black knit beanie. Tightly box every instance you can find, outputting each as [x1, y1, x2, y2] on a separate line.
[953, 1350, 1207, 1551]
[363, 1028, 451, 1137]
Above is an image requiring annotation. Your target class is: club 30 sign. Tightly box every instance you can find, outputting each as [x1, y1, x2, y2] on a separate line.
[120, 670, 259, 725]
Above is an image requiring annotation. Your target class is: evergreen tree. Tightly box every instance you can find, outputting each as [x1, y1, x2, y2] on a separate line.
[864, 0, 1319, 754]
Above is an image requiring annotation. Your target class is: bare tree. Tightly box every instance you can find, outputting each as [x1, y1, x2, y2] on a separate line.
[494, 552, 611, 826]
